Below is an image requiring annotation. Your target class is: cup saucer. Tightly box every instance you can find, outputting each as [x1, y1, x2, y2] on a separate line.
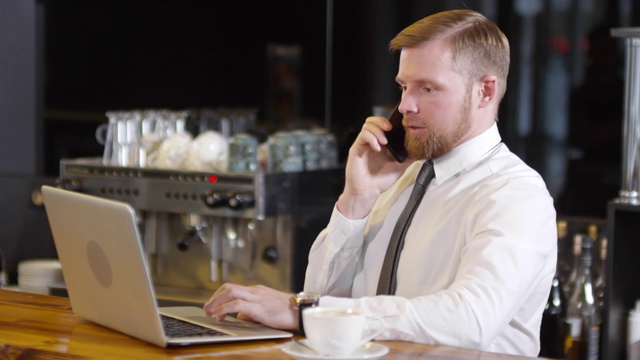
[280, 339, 389, 360]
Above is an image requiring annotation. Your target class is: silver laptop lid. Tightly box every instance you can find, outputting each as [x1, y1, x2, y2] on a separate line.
[41, 185, 293, 347]
[42, 185, 168, 347]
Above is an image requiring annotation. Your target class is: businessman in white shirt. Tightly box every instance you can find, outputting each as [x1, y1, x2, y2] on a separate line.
[204, 8, 556, 357]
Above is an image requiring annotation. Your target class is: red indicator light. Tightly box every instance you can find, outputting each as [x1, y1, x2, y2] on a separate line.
[209, 175, 218, 183]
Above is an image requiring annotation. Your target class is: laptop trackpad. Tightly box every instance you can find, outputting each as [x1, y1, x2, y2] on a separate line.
[159, 306, 286, 336]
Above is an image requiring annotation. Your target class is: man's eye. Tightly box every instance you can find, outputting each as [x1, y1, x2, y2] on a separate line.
[424, 86, 432, 93]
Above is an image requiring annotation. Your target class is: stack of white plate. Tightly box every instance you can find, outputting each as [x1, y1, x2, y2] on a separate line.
[18, 259, 63, 294]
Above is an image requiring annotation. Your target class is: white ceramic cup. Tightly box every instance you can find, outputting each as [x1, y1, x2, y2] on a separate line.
[302, 307, 384, 357]
[147, 132, 192, 169]
[182, 130, 229, 171]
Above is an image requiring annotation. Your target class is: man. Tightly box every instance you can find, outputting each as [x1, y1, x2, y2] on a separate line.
[204, 9, 556, 357]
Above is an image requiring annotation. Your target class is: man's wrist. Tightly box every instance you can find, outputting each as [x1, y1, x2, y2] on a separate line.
[293, 291, 320, 335]
[337, 193, 376, 220]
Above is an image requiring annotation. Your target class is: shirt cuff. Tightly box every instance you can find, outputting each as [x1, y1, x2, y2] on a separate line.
[319, 295, 358, 308]
[328, 205, 369, 250]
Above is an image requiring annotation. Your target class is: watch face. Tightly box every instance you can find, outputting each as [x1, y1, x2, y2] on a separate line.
[295, 292, 320, 335]
[296, 291, 320, 305]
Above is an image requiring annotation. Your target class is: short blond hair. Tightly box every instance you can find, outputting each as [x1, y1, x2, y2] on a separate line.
[389, 9, 510, 102]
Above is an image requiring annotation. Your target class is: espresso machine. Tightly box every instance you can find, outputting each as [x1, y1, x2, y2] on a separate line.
[57, 157, 343, 305]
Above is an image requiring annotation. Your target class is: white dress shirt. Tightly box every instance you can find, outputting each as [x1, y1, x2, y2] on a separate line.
[303, 123, 557, 357]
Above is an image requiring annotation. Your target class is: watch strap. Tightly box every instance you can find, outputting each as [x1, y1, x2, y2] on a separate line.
[295, 292, 320, 335]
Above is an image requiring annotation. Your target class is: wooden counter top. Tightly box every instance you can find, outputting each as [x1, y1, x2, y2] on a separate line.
[0, 289, 549, 359]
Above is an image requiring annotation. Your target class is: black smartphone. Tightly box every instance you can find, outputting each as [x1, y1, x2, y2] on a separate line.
[384, 105, 408, 163]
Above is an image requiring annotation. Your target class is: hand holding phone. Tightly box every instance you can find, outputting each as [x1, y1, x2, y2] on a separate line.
[384, 105, 408, 163]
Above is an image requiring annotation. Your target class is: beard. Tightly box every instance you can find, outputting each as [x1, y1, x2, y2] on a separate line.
[405, 89, 472, 160]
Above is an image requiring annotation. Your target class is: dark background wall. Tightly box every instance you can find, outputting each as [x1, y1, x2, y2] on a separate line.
[1, 0, 638, 280]
[37, 0, 640, 221]
[0, 0, 41, 175]
[41, 0, 362, 174]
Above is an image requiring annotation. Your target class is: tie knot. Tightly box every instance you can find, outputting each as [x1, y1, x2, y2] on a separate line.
[415, 160, 435, 187]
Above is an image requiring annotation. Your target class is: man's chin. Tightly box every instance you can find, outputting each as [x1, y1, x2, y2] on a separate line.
[407, 143, 451, 160]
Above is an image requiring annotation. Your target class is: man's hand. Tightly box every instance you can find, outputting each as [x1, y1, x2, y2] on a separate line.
[337, 115, 413, 219]
[203, 283, 297, 330]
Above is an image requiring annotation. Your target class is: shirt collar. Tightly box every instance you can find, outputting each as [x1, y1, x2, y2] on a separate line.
[431, 123, 502, 184]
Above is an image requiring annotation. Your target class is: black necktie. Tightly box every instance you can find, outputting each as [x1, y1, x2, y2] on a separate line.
[376, 160, 435, 295]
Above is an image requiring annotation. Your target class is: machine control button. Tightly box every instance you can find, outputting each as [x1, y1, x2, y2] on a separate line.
[203, 191, 229, 208]
[227, 192, 255, 210]
[262, 246, 279, 264]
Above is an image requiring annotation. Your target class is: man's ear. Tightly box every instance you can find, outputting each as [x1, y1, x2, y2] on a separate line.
[478, 75, 498, 109]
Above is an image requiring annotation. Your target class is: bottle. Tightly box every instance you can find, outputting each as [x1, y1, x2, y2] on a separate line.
[563, 234, 583, 300]
[587, 224, 599, 243]
[556, 220, 571, 286]
[539, 220, 569, 358]
[540, 273, 567, 357]
[565, 235, 601, 360]
[594, 237, 607, 312]
[587, 224, 600, 276]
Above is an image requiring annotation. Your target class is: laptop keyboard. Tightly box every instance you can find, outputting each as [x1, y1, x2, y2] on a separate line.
[161, 315, 228, 338]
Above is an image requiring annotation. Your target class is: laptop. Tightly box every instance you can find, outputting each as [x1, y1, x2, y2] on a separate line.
[41, 185, 293, 347]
